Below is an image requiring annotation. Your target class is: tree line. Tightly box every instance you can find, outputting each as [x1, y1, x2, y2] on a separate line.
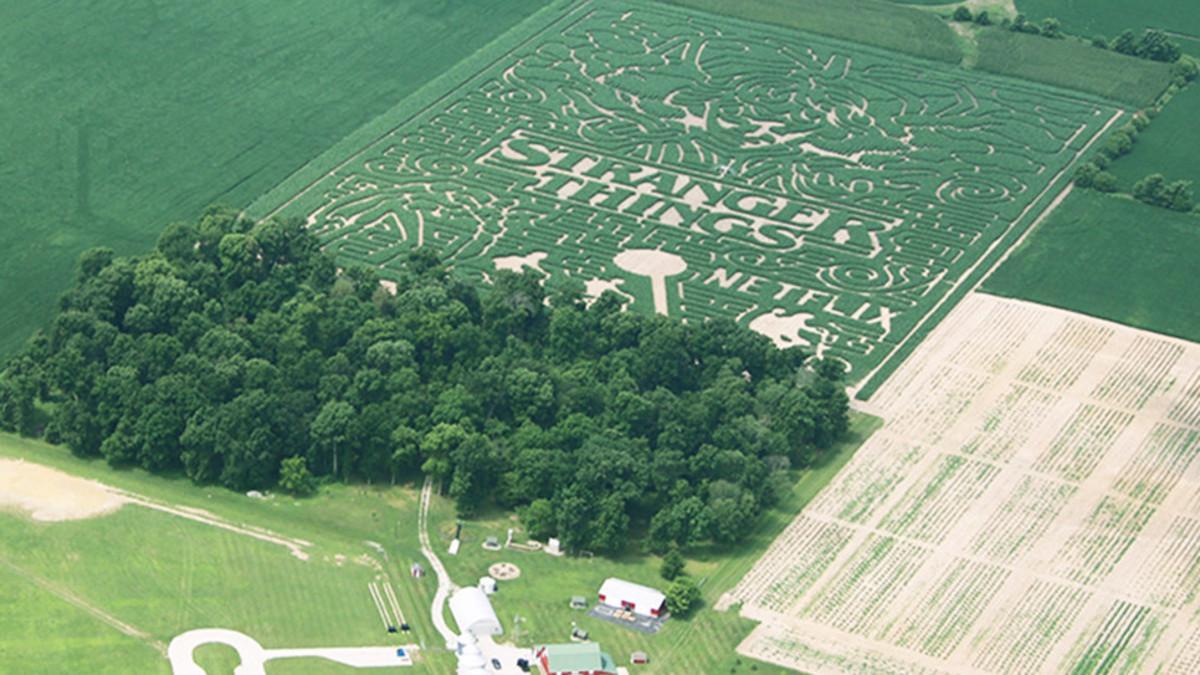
[0, 207, 849, 555]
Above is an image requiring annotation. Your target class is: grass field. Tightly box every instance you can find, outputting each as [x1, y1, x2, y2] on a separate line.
[663, 0, 962, 62]
[0, 434, 455, 675]
[0, 409, 879, 674]
[984, 191, 1200, 343]
[252, 0, 1119, 383]
[972, 28, 1173, 105]
[1015, 0, 1200, 55]
[426, 412, 881, 675]
[0, 0, 552, 360]
[1111, 84, 1200, 190]
[727, 293, 1200, 673]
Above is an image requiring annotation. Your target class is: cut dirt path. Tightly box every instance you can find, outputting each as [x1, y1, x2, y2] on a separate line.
[0, 457, 312, 560]
[418, 477, 457, 646]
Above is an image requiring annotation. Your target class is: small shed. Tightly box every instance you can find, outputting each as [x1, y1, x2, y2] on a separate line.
[597, 578, 667, 619]
[449, 587, 502, 637]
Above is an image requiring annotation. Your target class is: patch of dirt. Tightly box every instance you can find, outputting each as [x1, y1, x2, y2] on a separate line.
[0, 459, 127, 521]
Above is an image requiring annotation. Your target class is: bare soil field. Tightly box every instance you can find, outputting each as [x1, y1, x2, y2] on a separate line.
[0, 459, 128, 521]
[721, 292, 1200, 673]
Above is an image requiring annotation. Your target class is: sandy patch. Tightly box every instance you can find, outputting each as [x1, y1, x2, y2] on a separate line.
[0, 459, 127, 522]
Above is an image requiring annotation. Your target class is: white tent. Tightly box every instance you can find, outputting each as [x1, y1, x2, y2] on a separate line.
[597, 578, 667, 618]
[450, 587, 503, 636]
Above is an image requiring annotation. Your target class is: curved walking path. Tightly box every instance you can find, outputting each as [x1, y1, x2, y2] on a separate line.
[167, 628, 413, 674]
[418, 477, 458, 645]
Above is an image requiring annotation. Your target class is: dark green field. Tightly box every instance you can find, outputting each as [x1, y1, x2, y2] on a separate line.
[1015, 0, 1200, 54]
[973, 28, 1173, 105]
[1111, 84, 1200, 189]
[0, 0, 550, 359]
[984, 191, 1200, 342]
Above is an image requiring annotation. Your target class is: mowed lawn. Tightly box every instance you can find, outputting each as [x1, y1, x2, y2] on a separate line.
[429, 413, 881, 675]
[0, 0, 549, 359]
[0, 434, 455, 675]
[983, 191, 1200, 342]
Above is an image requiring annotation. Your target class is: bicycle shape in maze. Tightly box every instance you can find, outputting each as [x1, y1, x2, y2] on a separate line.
[262, 0, 1122, 376]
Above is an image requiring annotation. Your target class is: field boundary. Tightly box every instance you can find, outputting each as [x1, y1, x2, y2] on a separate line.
[853, 106, 1127, 400]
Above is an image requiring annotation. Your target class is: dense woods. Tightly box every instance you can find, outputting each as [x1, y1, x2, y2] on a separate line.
[0, 207, 848, 553]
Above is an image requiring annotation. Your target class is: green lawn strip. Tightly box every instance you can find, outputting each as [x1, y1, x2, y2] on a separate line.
[425, 412, 879, 674]
[0, 0, 551, 360]
[0, 562, 164, 674]
[0, 433, 447, 674]
[659, 0, 962, 63]
[973, 29, 1173, 105]
[982, 191, 1200, 344]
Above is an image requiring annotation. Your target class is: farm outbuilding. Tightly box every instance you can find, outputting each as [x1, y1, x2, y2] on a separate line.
[535, 642, 616, 675]
[597, 578, 666, 618]
[449, 587, 502, 637]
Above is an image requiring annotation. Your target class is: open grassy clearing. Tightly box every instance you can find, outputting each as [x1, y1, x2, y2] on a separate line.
[425, 412, 879, 674]
[724, 292, 1200, 673]
[253, 0, 1119, 384]
[984, 191, 1200, 343]
[0, 0, 551, 360]
[0, 434, 455, 674]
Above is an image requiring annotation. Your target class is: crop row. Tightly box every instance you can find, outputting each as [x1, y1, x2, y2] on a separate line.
[1050, 496, 1156, 586]
[878, 364, 990, 445]
[1032, 403, 1135, 483]
[801, 534, 932, 636]
[944, 300, 1040, 375]
[727, 515, 853, 613]
[1089, 335, 1184, 411]
[1016, 318, 1114, 392]
[958, 382, 1061, 464]
[1062, 600, 1164, 675]
[806, 433, 925, 525]
[882, 557, 1009, 659]
[877, 454, 999, 545]
[968, 578, 1090, 674]
[1125, 515, 1200, 609]
[969, 475, 1077, 564]
[1168, 368, 1200, 429]
[1111, 423, 1200, 505]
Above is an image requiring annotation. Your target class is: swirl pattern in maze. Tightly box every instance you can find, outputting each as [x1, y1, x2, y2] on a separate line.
[264, 0, 1120, 375]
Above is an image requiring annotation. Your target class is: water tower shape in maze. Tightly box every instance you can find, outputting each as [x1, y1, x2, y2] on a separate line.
[276, 0, 1120, 377]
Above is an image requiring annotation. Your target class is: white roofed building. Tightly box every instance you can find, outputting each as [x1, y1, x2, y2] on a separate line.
[597, 578, 667, 618]
[450, 587, 502, 637]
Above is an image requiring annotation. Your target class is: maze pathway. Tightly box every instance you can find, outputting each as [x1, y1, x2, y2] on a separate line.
[257, 0, 1122, 378]
[721, 293, 1200, 674]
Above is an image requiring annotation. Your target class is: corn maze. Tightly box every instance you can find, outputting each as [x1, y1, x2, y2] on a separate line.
[257, 0, 1122, 377]
[720, 293, 1200, 673]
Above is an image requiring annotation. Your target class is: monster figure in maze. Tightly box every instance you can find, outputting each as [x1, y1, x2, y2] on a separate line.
[266, 0, 1121, 377]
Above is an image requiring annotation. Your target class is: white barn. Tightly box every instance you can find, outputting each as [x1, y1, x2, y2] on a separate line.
[450, 587, 502, 637]
[597, 578, 667, 618]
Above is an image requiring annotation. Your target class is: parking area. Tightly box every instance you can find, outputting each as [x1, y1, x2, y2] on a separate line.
[586, 605, 665, 634]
